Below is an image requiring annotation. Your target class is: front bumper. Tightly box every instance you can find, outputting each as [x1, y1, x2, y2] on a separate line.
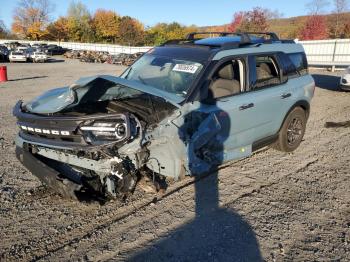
[340, 76, 350, 90]
[16, 146, 82, 199]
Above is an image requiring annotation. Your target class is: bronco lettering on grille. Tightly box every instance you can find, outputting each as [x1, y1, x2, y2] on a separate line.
[20, 125, 70, 136]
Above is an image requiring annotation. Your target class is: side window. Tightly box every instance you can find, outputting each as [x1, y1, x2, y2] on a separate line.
[253, 55, 281, 90]
[209, 59, 245, 99]
[288, 53, 308, 75]
[277, 53, 298, 78]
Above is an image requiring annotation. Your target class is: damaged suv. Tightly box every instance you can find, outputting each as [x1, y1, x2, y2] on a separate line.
[14, 32, 315, 200]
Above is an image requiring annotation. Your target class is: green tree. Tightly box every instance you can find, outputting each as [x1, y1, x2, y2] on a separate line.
[66, 1, 94, 42]
[145, 22, 197, 46]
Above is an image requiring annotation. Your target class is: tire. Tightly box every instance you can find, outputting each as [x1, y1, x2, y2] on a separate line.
[273, 107, 306, 152]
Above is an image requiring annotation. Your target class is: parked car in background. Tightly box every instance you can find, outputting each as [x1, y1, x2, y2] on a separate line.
[16, 46, 29, 52]
[340, 66, 350, 91]
[32, 43, 48, 51]
[30, 52, 48, 63]
[44, 45, 67, 55]
[23, 47, 35, 59]
[0, 45, 9, 61]
[4, 42, 21, 50]
[9, 51, 27, 62]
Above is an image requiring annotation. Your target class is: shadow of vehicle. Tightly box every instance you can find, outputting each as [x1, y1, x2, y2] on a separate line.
[312, 74, 341, 91]
[128, 91, 262, 262]
[8, 76, 48, 82]
[46, 59, 65, 63]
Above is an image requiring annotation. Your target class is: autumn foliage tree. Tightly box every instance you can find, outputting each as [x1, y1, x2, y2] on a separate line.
[299, 0, 329, 40]
[228, 7, 271, 33]
[46, 17, 69, 41]
[118, 16, 144, 46]
[11, 0, 54, 40]
[93, 9, 120, 43]
[145, 22, 197, 45]
[228, 12, 244, 32]
[299, 15, 329, 40]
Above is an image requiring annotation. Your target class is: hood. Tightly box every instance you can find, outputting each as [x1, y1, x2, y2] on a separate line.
[24, 75, 181, 114]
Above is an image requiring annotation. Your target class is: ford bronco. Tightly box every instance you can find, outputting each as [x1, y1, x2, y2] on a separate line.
[14, 32, 315, 199]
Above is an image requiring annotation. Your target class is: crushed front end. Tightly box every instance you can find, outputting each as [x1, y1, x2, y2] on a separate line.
[13, 76, 177, 200]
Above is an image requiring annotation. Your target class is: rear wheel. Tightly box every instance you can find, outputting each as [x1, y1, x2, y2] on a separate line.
[273, 107, 306, 152]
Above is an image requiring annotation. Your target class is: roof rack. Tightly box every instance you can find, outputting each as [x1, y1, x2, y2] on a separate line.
[186, 31, 279, 42]
[239, 32, 280, 41]
[186, 32, 233, 40]
[161, 31, 287, 50]
[186, 32, 251, 45]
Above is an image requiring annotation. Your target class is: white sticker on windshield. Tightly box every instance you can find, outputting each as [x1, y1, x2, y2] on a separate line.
[173, 64, 199, 74]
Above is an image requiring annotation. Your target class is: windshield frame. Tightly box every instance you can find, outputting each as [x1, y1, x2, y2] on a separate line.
[121, 53, 209, 104]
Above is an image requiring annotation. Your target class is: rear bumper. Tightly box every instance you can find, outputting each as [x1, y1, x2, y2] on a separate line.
[16, 146, 82, 199]
[10, 58, 27, 62]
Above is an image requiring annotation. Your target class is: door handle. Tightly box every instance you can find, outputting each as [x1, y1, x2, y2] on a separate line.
[239, 103, 254, 111]
[281, 93, 291, 99]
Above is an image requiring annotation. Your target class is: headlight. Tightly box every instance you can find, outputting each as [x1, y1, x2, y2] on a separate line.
[80, 114, 140, 145]
[81, 120, 129, 143]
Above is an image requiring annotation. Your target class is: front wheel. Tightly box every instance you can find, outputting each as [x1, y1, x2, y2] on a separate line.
[273, 107, 306, 152]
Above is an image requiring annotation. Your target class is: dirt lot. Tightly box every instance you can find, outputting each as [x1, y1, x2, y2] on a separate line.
[0, 58, 349, 262]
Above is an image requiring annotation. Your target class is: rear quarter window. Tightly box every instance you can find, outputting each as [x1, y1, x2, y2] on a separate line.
[288, 53, 308, 76]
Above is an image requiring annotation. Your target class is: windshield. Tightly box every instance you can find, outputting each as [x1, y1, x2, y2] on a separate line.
[122, 53, 203, 98]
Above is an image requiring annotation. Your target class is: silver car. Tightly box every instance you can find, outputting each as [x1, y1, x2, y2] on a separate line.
[340, 66, 350, 91]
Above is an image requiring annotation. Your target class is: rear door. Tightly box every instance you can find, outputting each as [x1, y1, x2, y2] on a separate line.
[245, 53, 295, 141]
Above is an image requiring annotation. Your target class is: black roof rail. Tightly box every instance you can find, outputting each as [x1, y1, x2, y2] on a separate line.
[186, 32, 252, 45]
[239, 32, 280, 41]
[161, 39, 193, 45]
[160, 31, 288, 50]
[186, 31, 280, 41]
[186, 32, 233, 40]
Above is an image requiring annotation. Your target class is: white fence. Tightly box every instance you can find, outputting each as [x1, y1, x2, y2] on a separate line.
[0, 39, 152, 55]
[299, 39, 350, 68]
[1, 38, 350, 68]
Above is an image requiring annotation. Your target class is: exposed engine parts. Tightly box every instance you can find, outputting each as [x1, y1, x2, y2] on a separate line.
[13, 76, 178, 200]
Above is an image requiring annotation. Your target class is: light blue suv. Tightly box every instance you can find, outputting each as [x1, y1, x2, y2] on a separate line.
[14, 32, 315, 199]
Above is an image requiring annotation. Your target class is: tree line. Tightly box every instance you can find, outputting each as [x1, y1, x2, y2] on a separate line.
[0, 0, 349, 45]
[226, 0, 349, 40]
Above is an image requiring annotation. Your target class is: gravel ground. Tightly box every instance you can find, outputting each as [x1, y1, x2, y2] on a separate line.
[0, 58, 349, 261]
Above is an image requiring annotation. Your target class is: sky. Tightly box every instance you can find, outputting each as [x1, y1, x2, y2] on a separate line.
[0, 0, 334, 29]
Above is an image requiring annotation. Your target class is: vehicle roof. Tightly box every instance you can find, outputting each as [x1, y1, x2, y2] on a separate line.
[156, 33, 305, 62]
[213, 42, 305, 60]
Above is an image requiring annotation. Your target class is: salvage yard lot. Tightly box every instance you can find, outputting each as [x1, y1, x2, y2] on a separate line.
[0, 58, 349, 261]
